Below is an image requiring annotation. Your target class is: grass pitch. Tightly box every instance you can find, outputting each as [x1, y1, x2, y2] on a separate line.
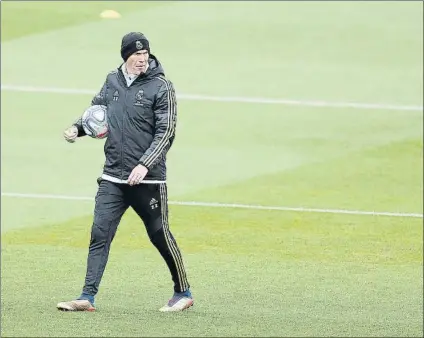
[1, 1, 423, 337]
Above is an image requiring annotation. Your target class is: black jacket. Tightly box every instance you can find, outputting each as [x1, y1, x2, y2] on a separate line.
[74, 55, 177, 182]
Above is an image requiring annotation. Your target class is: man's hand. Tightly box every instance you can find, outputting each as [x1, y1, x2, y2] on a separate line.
[128, 164, 149, 186]
[64, 126, 78, 143]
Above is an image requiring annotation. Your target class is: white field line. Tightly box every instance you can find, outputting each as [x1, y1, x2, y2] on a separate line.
[1, 192, 422, 218]
[1, 84, 423, 111]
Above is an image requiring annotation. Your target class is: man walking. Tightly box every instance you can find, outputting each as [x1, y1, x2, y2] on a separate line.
[58, 32, 193, 312]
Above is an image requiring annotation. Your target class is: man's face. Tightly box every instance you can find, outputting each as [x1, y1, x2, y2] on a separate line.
[126, 50, 149, 75]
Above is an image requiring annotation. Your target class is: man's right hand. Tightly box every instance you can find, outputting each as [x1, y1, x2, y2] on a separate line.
[64, 126, 78, 143]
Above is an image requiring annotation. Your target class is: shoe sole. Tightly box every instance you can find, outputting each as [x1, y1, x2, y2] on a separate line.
[57, 301, 96, 312]
[159, 299, 194, 312]
[57, 306, 96, 312]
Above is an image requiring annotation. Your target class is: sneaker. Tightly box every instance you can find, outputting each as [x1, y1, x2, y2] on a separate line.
[159, 289, 194, 312]
[57, 299, 95, 312]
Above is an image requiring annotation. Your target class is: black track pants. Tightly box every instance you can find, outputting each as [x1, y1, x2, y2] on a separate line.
[82, 179, 190, 296]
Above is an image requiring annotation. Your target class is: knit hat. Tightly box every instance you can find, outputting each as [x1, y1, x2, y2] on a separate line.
[120, 32, 150, 61]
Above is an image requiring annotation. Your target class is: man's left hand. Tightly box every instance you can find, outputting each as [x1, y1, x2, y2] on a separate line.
[128, 164, 148, 186]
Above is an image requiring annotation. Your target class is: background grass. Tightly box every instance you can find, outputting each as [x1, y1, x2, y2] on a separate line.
[1, 1, 423, 337]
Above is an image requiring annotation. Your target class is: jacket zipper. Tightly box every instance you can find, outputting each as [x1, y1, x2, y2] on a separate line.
[117, 70, 150, 181]
[121, 90, 127, 180]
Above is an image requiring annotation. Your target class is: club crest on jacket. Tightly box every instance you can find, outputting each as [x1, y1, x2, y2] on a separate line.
[134, 89, 144, 106]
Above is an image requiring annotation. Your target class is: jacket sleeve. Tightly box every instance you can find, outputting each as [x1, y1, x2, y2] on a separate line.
[72, 80, 108, 137]
[138, 80, 177, 169]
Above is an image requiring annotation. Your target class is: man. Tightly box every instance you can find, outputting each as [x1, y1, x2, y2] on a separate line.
[57, 32, 193, 312]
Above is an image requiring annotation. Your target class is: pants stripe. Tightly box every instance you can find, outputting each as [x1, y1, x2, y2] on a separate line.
[159, 183, 188, 291]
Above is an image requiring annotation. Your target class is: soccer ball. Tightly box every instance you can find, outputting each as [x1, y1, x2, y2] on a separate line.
[81, 105, 108, 139]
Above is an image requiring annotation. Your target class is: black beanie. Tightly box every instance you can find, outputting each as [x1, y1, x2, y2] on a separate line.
[120, 32, 150, 61]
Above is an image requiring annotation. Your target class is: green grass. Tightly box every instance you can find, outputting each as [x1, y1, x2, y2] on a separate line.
[2, 205, 423, 264]
[190, 138, 423, 213]
[2, 207, 423, 337]
[1, 1, 422, 103]
[1, 93, 422, 205]
[0, 1, 167, 41]
[3, 245, 420, 337]
[1, 1, 423, 337]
